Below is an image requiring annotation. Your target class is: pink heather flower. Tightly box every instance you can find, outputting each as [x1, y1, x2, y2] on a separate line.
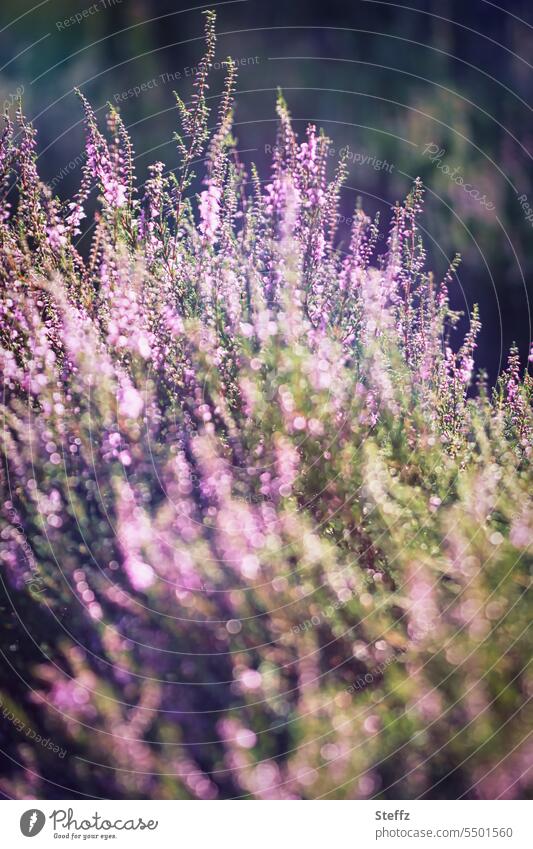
[124, 557, 155, 591]
[199, 183, 222, 242]
[236, 727, 257, 749]
[118, 381, 144, 419]
[458, 354, 474, 385]
[239, 669, 262, 690]
[46, 221, 67, 251]
[102, 175, 127, 209]
[77, 91, 128, 211]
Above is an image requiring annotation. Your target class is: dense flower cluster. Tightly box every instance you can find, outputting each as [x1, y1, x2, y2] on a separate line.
[1, 13, 532, 800]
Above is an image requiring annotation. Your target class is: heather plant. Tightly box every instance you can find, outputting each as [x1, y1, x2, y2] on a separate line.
[0, 12, 532, 800]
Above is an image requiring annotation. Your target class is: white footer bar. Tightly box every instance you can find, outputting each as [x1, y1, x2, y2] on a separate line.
[3, 799, 530, 848]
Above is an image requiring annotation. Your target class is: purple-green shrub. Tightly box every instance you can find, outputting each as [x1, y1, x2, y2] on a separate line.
[0, 12, 531, 800]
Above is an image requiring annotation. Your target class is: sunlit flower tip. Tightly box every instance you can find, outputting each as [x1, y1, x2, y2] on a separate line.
[239, 322, 254, 337]
[239, 669, 262, 690]
[236, 728, 257, 749]
[118, 383, 144, 419]
[137, 334, 152, 359]
[241, 554, 260, 579]
[199, 183, 222, 241]
[125, 557, 155, 591]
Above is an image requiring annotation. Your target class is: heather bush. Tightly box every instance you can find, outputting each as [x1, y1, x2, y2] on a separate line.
[0, 13, 532, 800]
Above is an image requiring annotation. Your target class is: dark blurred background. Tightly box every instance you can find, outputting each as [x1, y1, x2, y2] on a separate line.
[1, 0, 532, 379]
